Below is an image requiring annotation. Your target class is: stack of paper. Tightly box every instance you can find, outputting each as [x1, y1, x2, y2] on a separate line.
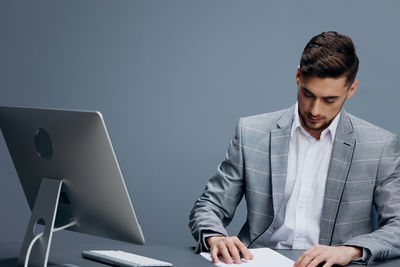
[200, 247, 294, 267]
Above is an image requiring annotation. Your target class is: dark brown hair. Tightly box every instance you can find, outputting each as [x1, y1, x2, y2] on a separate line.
[299, 31, 359, 86]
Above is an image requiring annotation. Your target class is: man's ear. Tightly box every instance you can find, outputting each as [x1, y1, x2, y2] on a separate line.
[296, 65, 301, 84]
[346, 80, 358, 99]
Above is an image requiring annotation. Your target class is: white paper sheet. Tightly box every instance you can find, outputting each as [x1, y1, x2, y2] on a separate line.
[200, 247, 294, 267]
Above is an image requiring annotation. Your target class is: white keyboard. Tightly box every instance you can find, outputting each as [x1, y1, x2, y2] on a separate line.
[82, 250, 173, 267]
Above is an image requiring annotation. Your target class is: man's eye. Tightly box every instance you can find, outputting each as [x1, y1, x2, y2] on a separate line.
[303, 91, 312, 97]
[325, 99, 335, 104]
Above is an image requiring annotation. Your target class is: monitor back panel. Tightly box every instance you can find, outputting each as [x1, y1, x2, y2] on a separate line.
[0, 106, 145, 245]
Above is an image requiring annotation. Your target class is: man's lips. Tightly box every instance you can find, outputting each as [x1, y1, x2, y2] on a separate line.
[307, 115, 323, 123]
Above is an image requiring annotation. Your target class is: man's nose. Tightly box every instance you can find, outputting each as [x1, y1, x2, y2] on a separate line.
[310, 100, 321, 117]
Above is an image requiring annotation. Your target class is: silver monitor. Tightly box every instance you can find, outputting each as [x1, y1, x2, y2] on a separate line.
[0, 106, 145, 267]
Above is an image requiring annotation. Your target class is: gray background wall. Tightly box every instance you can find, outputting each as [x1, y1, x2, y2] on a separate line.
[1, 0, 400, 247]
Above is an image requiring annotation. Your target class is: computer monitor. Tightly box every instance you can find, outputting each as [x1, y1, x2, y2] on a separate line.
[0, 106, 145, 267]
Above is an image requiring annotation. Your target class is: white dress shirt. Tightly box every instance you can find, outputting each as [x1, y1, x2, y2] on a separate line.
[268, 102, 340, 249]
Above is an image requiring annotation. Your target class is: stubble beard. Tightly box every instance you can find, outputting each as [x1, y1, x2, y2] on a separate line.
[299, 112, 334, 132]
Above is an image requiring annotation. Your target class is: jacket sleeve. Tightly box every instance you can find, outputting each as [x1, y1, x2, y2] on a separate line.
[344, 134, 400, 265]
[188, 119, 245, 253]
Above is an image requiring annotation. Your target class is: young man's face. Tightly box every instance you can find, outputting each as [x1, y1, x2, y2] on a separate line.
[296, 66, 358, 139]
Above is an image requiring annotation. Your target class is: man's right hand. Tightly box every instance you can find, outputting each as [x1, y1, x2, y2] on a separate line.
[206, 235, 253, 264]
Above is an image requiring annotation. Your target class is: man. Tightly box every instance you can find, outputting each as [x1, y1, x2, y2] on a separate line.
[189, 31, 400, 266]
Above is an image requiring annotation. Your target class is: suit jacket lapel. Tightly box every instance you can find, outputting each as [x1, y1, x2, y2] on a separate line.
[249, 106, 294, 248]
[270, 106, 293, 215]
[319, 110, 355, 245]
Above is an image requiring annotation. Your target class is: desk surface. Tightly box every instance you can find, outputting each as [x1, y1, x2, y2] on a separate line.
[1, 234, 400, 267]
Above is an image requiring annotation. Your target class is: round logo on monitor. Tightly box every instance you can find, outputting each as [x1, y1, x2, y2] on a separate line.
[34, 128, 54, 160]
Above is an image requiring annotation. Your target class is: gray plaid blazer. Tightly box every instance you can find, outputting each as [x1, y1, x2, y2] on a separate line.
[189, 105, 400, 264]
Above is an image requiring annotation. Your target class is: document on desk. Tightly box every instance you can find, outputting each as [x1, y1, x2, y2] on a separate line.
[200, 247, 294, 267]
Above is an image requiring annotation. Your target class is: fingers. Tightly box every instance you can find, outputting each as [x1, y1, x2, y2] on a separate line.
[294, 245, 354, 267]
[210, 246, 220, 263]
[233, 237, 253, 260]
[295, 245, 321, 267]
[220, 245, 235, 264]
[308, 255, 327, 267]
[295, 245, 331, 267]
[322, 261, 333, 267]
[208, 236, 251, 264]
[295, 255, 315, 267]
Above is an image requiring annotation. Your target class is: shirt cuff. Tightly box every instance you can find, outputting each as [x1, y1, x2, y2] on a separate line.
[351, 248, 370, 264]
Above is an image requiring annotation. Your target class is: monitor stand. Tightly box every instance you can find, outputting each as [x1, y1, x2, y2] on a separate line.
[17, 178, 78, 267]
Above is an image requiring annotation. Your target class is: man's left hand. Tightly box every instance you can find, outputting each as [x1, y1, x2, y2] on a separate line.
[294, 244, 362, 267]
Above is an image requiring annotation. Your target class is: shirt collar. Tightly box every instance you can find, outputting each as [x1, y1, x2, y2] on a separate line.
[291, 102, 341, 143]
